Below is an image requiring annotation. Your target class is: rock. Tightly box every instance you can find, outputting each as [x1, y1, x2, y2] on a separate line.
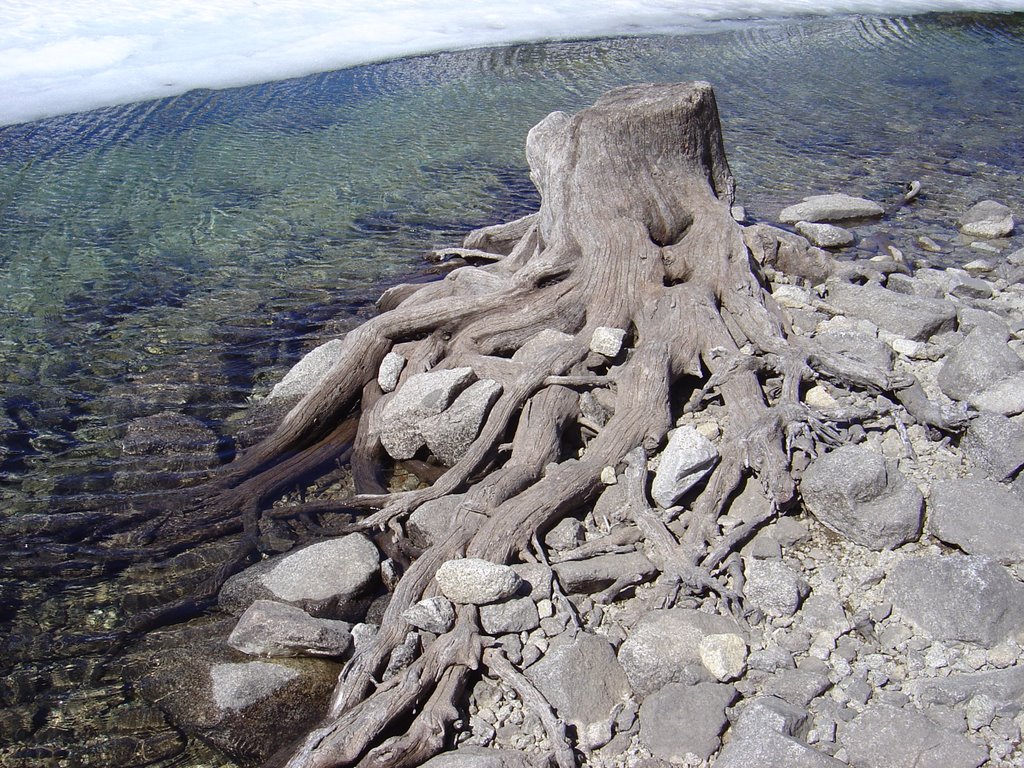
[841, 703, 988, 768]
[219, 534, 380, 618]
[211, 661, 299, 712]
[617, 608, 745, 697]
[543, 517, 585, 551]
[590, 326, 626, 357]
[551, 551, 656, 594]
[732, 695, 810, 739]
[402, 596, 456, 634]
[959, 200, 1015, 239]
[744, 558, 810, 617]
[927, 478, 1024, 564]
[115, 412, 223, 490]
[886, 272, 945, 299]
[717, 726, 845, 767]
[796, 221, 854, 248]
[227, 600, 352, 658]
[268, 338, 345, 400]
[815, 329, 894, 372]
[639, 682, 737, 761]
[886, 554, 1024, 647]
[762, 667, 832, 707]
[651, 425, 719, 508]
[525, 632, 630, 748]
[699, 633, 748, 681]
[479, 596, 540, 635]
[376, 350, 406, 393]
[418, 746, 536, 768]
[961, 412, 1024, 482]
[779, 194, 884, 224]
[420, 378, 503, 465]
[406, 494, 485, 549]
[904, 665, 1024, 716]
[823, 280, 957, 342]
[937, 327, 1024, 405]
[945, 269, 994, 300]
[800, 445, 923, 550]
[435, 558, 521, 605]
[379, 367, 476, 460]
[973, 372, 1024, 416]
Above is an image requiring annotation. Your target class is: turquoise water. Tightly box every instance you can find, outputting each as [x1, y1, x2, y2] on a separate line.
[0, 12, 1023, 766]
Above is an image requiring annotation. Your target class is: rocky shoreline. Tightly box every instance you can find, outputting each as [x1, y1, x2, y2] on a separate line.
[138, 188, 1024, 768]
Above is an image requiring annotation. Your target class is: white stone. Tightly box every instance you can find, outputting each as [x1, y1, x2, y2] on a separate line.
[377, 351, 406, 393]
[590, 326, 626, 358]
[796, 221, 854, 248]
[269, 338, 345, 400]
[259, 534, 379, 602]
[772, 284, 813, 308]
[699, 633, 748, 682]
[960, 200, 1015, 239]
[600, 466, 618, 485]
[435, 558, 522, 605]
[779, 194, 884, 224]
[652, 426, 719, 508]
[804, 385, 838, 409]
[402, 596, 456, 634]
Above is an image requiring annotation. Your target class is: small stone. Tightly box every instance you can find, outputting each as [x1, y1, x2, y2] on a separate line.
[959, 200, 1015, 239]
[402, 596, 456, 634]
[435, 559, 522, 605]
[600, 466, 617, 484]
[796, 221, 855, 248]
[805, 385, 838, 409]
[744, 558, 810, 617]
[918, 235, 945, 252]
[965, 694, 997, 731]
[651, 425, 719, 507]
[733, 695, 810, 739]
[377, 351, 406, 393]
[479, 597, 540, 635]
[699, 633, 748, 681]
[543, 517, 585, 552]
[379, 367, 478, 459]
[762, 668, 832, 708]
[590, 326, 626, 358]
[779, 193, 884, 224]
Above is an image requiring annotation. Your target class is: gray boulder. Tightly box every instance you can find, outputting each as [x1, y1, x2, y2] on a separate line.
[743, 558, 810, 617]
[639, 682, 737, 761]
[823, 280, 957, 342]
[651, 425, 719, 508]
[937, 328, 1024, 405]
[219, 534, 380, 618]
[227, 600, 352, 658]
[379, 367, 476, 460]
[796, 221, 854, 248]
[269, 338, 344, 400]
[479, 596, 540, 635]
[815, 329, 894, 372]
[421, 378, 502, 465]
[525, 632, 631, 749]
[418, 747, 535, 768]
[551, 551, 657, 594]
[959, 200, 1015, 239]
[717, 727, 845, 767]
[961, 412, 1024, 482]
[800, 445, 923, 550]
[973, 372, 1024, 416]
[402, 596, 456, 634]
[779, 193, 884, 224]
[928, 478, 1024, 564]
[435, 558, 521, 605]
[407, 494, 485, 549]
[885, 554, 1024, 647]
[905, 665, 1024, 717]
[732, 695, 810, 740]
[841, 703, 987, 768]
[617, 608, 745, 697]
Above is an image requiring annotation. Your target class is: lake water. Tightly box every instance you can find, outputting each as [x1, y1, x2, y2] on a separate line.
[1, 11, 1023, 767]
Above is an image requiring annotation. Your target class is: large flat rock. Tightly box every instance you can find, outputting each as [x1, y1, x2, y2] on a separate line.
[927, 478, 1024, 564]
[779, 193, 884, 224]
[823, 280, 957, 341]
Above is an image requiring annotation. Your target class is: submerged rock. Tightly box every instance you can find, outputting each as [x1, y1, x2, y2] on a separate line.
[959, 200, 1015, 239]
[228, 600, 353, 658]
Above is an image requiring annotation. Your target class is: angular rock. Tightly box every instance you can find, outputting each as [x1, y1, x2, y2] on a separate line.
[379, 367, 476, 460]
[823, 280, 957, 342]
[618, 608, 745, 697]
[937, 327, 1024, 405]
[973, 372, 1024, 416]
[590, 326, 626, 357]
[762, 667, 832, 708]
[699, 633, 748, 681]
[420, 378, 502, 465]
[961, 412, 1024, 482]
[525, 632, 630, 747]
[269, 338, 344, 400]
[479, 596, 540, 635]
[815, 329, 894, 372]
[376, 350, 406, 393]
[551, 551, 657, 594]
[227, 600, 353, 658]
[543, 517, 585, 551]
[800, 445, 923, 550]
[779, 193, 884, 224]
[796, 221, 854, 248]
[744, 558, 810, 617]
[651, 425, 719, 508]
[418, 747, 535, 768]
[959, 200, 1015, 239]
[402, 596, 456, 634]
[841, 703, 988, 768]
[886, 554, 1024, 647]
[717, 727, 844, 768]
[219, 534, 380, 618]
[639, 682, 736, 761]
[904, 665, 1024, 717]
[732, 695, 810, 739]
[946, 269, 994, 300]
[928, 478, 1024, 564]
[406, 494, 485, 549]
[435, 558, 521, 605]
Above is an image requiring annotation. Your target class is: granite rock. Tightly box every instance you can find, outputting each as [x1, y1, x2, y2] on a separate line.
[717, 726, 846, 767]
[651, 425, 719, 508]
[927, 477, 1024, 564]
[960, 412, 1024, 482]
[779, 194, 884, 224]
[402, 596, 456, 634]
[269, 338, 345, 400]
[420, 378, 502, 465]
[227, 600, 353, 658]
[435, 558, 521, 605]
[379, 367, 476, 460]
[744, 558, 810, 617]
[841, 703, 988, 768]
[639, 681, 737, 761]
[959, 200, 1015, 239]
[796, 221, 855, 248]
[823, 280, 957, 341]
[551, 551, 657, 594]
[937, 327, 1024, 405]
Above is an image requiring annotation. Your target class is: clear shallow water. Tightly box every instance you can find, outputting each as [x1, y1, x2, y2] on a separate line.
[0, 12, 1023, 766]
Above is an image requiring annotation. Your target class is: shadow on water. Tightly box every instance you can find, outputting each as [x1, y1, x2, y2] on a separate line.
[0, 12, 1023, 766]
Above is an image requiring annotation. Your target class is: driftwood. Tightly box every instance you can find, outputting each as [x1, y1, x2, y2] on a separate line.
[120, 82, 953, 765]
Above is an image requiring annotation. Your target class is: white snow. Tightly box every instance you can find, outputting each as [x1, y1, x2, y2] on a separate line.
[1, 0, 1021, 126]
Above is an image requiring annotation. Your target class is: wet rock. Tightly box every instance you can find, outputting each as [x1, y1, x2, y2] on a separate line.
[823, 280, 957, 341]
[744, 558, 810, 617]
[960, 412, 1024, 483]
[779, 194, 884, 224]
[116, 412, 223, 489]
[959, 200, 1015, 239]
[551, 551, 656, 594]
[227, 600, 352, 658]
[886, 554, 1024, 648]
[525, 632, 630, 749]
[800, 445, 923, 550]
[937, 327, 1024, 405]
[435, 558, 521, 605]
[651, 425, 719, 508]
[796, 221, 854, 248]
[717, 726, 845, 767]
[928, 478, 1024, 564]
[590, 326, 626, 357]
[418, 747, 535, 768]
[841, 703, 987, 768]
[639, 681, 736, 761]
[479, 596, 540, 635]
[268, 338, 345, 400]
[618, 608, 744, 697]
[421, 378, 502, 465]
[219, 534, 380, 618]
[402, 596, 456, 634]
[379, 367, 476, 460]
[376, 350, 406, 393]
